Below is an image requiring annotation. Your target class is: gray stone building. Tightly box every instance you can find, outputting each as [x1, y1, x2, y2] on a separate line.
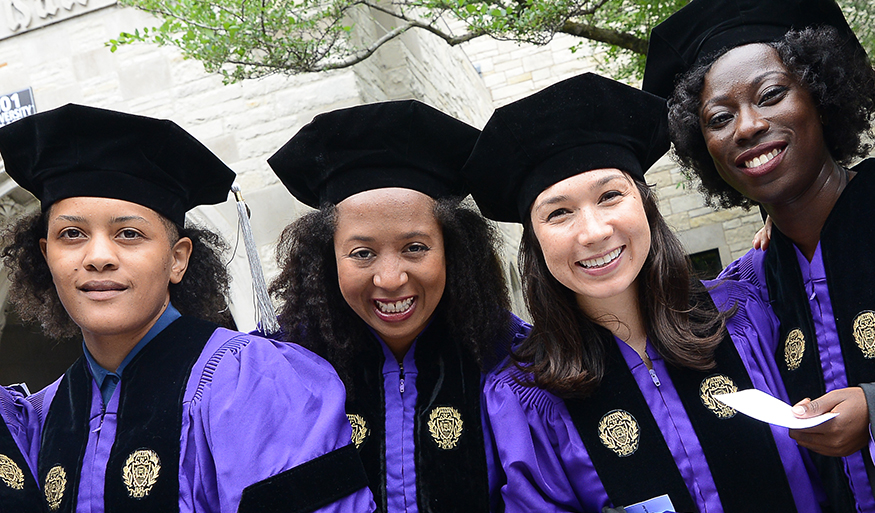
[0, 1, 763, 389]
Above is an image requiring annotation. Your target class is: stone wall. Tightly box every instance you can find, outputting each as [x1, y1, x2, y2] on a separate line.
[351, 7, 494, 126]
[648, 157, 763, 264]
[462, 32, 601, 107]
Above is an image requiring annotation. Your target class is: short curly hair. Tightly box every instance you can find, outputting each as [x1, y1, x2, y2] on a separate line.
[0, 210, 235, 340]
[269, 197, 511, 394]
[669, 25, 875, 209]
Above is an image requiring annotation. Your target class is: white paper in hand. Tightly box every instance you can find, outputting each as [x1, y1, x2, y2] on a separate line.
[715, 389, 838, 429]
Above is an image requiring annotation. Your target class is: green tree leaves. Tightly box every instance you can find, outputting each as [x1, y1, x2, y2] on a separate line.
[107, 0, 875, 84]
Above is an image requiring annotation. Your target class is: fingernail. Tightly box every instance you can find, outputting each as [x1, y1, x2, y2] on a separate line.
[792, 406, 805, 415]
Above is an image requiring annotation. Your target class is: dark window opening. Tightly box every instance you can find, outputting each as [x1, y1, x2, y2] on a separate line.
[689, 248, 723, 281]
[0, 307, 81, 392]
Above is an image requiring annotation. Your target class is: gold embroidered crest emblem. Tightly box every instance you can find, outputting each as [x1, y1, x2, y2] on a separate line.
[853, 311, 875, 358]
[0, 454, 24, 490]
[44, 465, 66, 511]
[598, 409, 639, 457]
[784, 328, 805, 371]
[427, 406, 463, 450]
[122, 449, 161, 499]
[699, 374, 738, 419]
[347, 414, 370, 449]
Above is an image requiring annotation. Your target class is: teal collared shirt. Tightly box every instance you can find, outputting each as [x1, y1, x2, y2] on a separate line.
[83, 303, 182, 405]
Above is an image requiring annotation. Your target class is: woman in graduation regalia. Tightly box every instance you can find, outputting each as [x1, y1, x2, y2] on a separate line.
[266, 100, 529, 513]
[0, 104, 374, 513]
[644, 0, 875, 509]
[464, 72, 822, 512]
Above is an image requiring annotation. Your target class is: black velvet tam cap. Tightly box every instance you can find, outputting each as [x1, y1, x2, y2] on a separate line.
[463, 73, 669, 223]
[267, 100, 478, 208]
[0, 104, 235, 226]
[643, 0, 860, 99]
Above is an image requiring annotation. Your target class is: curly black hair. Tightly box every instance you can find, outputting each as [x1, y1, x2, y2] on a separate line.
[269, 197, 511, 393]
[669, 25, 875, 209]
[0, 210, 235, 340]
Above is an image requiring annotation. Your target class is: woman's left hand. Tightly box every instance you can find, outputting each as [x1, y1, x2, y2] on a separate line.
[789, 387, 870, 457]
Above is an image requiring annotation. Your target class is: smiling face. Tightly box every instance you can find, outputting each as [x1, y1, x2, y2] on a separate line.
[333, 188, 446, 356]
[39, 197, 191, 349]
[530, 169, 650, 314]
[699, 43, 833, 206]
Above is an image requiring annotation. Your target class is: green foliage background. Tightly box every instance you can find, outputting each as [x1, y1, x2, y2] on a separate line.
[107, 0, 874, 84]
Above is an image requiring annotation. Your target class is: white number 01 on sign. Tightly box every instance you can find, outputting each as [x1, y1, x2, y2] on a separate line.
[0, 88, 35, 128]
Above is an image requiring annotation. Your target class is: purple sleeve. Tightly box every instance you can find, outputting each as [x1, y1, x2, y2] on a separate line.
[483, 316, 533, 511]
[180, 331, 375, 513]
[481, 384, 504, 513]
[707, 279, 785, 390]
[483, 368, 609, 513]
[0, 386, 39, 480]
[716, 248, 770, 304]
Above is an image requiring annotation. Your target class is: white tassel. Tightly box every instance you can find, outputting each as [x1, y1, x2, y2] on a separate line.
[232, 184, 280, 336]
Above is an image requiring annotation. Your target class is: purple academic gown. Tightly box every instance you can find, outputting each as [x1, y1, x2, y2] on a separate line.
[0, 386, 41, 511]
[483, 281, 821, 513]
[721, 244, 875, 512]
[378, 335, 419, 513]
[364, 314, 530, 513]
[26, 308, 375, 513]
[374, 334, 490, 513]
[0, 387, 38, 479]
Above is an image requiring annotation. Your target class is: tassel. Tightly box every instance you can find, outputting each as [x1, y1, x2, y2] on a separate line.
[232, 184, 280, 336]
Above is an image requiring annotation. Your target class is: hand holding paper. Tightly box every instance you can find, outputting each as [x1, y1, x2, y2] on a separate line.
[787, 387, 870, 457]
[714, 389, 838, 429]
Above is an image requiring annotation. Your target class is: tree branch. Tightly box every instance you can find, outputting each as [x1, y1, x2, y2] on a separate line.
[558, 20, 647, 54]
[136, 4, 221, 31]
[576, 0, 611, 17]
[117, 0, 671, 81]
[310, 19, 418, 71]
[362, 2, 486, 45]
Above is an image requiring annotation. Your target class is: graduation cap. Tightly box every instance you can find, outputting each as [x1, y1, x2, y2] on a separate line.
[462, 72, 669, 223]
[267, 100, 478, 206]
[643, 0, 862, 99]
[0, 104, 235, 226]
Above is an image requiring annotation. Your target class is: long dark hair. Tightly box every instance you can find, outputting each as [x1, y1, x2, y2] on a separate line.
[513, 179, 727, 398]
[270, 197, 511, 393]
[0, 210, 235, 340]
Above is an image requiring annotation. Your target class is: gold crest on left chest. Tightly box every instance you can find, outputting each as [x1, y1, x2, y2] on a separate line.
[428, 406, 463, 450]
[699, 374, 738, 419]
[122, 448, 161, 499]
[853, 311, 875, 358]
